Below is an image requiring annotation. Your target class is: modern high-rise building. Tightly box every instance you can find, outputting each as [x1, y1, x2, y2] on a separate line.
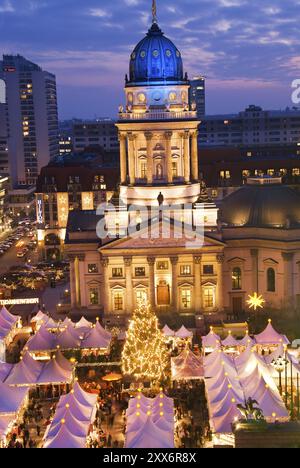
[0, 103, 9, 175]
[189, 76, 206, 118]
[0, 55, 59, 187]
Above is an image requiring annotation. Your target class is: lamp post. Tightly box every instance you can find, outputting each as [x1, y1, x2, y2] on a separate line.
[271, 355, 288, 396]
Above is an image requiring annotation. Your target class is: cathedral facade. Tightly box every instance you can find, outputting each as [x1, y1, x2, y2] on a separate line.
[64, 13, 300, 321]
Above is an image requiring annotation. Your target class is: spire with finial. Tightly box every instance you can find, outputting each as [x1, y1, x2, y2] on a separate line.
[152, 0, 158, 23]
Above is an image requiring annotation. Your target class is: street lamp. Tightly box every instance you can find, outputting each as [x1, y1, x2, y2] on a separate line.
[271, 355, 288, 396]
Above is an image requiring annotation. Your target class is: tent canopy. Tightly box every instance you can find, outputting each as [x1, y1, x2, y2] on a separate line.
[254, 320, 290, 346]
[171, 349, 204, 381]
[162, 325, 175, 337]
[0, 382, 28, 415]
[175, 325, 193, 339]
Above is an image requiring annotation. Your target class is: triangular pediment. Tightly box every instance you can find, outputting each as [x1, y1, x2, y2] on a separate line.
[100, 218, 224, 252]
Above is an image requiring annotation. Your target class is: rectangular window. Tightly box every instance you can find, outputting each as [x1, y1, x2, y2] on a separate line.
[204, 288, 214, 308]
[136, 290, 147, 303]
[112, 268, 123, 278]
[156, 261, 169, 271]
[172, 162, 178, 178]
[141, 162, 147, 179]
[135, 267, 146, 277]
[89, 288, 99, 305]
[181, 290, 191, 309]
[180, 265, 192, 276]
[114, 292, 123, 311]
[203, 265, 214, 275]
[88, 264, 98, 274]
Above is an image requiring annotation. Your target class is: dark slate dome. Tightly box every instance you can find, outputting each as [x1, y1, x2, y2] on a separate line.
[220, 183, 300, 229]
[128, 23, 184, 84]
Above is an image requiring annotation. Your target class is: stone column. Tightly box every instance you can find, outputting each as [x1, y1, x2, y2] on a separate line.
[191, 130, 199, 181]
[165, 131, 173, 184]
[100, 257, 109, 314]
[216, 254, 224, 312]
[282, 252, 294, 306]
[250, 249, 259, 292]
[119, 133, 127, 185]
[194, 255, 202, 313]
[127, 133, 135, 185]
[147, 257, 156, 308]
[183, 131, 191, 183]
[170, 256, 178, 310]
[145, 132, 153, 185]
[77, 254, 86, 307]
[124, 256, 133, 313]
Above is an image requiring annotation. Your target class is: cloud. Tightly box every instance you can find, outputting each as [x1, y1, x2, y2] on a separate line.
[0, 0, 14, 12]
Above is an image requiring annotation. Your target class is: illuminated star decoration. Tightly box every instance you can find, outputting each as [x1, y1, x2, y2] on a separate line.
[246, 292, 265, 311]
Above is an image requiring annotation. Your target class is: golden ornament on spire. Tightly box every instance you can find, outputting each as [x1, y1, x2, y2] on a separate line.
[246, 292, 265, 311]
[152, 0, 158, 23]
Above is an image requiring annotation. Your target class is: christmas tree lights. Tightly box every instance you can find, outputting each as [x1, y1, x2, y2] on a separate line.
[122, 301, 169, 383]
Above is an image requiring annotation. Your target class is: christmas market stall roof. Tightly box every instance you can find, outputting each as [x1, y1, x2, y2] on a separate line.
[126, 417, 174, 449]
[30, 311, 48, 325]
[171, 349, 204, 381]
[56, 325, 82, 350]
[5, 352, 43, 386]
[162, 325, 175, 337]
[254, 320, 290, 346]
[202, 329, 221, 350]
[0, 381, 28, 415]
[26, 325, 58, 352]
[238, 332, 256, 348]
[175, 325, 193, 339]
[81, 322, 112, 350]
[37, 352, 74, 385]
[0, 307, 20, 341]
[222, 332, 239, 348]
[43, 424, 87, 449]
[44, 382, 98, 448]
[0, 362, 13, 382]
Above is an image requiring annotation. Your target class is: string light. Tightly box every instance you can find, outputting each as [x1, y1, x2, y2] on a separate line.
[122, 301, 169, 382]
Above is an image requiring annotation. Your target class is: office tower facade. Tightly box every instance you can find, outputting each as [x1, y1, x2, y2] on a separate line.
[189, 76, 206, 118]
[0, 55, 59, 187]
[0, 103, 9, 175]
[199, 105, 300, 147]
[72, 120, 119, 153]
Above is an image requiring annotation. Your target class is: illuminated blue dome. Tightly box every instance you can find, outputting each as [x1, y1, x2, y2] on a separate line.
[128, 23, 184, 85]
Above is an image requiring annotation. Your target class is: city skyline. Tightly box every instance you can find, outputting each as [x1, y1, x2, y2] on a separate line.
[0, 0, 299, 119]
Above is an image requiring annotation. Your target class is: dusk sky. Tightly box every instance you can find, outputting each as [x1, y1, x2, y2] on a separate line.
[1, 0, 299, 119]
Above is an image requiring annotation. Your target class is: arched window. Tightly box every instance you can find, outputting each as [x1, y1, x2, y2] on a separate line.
[267, 268, 276, 292]
[232, 267, 242, 290]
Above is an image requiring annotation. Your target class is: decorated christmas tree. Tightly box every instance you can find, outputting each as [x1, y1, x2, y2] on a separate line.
[122, 300, 169, 383]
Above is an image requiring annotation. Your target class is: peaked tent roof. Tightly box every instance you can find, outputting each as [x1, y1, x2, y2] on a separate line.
[47, 409, 89, 439]
[56, 325, 81, 350]
[162, 325, 175, 337]
[75, 317, 93, 330]
[222, 333, 239, 347]
[26, 325, 57, 352]
[254, 320, 290, 345]
[175, 325, 193, 339]
[126, 417, 174, 449]
[0, 382, 28, 414]
[0, 307, 19, 325]
[37, 352, 74, 385]
[81, 324, 111, 349]
[171, 349, 204, 381]
[43, 424, 86, 449]
[202, 329, 221, 349]
[5, 352, 43, 386]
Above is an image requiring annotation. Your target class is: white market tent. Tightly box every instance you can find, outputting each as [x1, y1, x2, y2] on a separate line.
[0, 362, 13, 383]
[5, 352, 43, 386]
[162, 325, 175, 337]
[44, 382, 98, 449]
[37, 352, 74, 386]
[238, 332, 256, 348]
[81, 322, 112, 350]
[30, 311, 48, 325]
[43, 424, 87, 449]
[126, 417, 174, 449]
[254, 320, 290, 346]
[202, 328, 221, 352]
[26, 325, 58, 352]
[0, 307, 21, 360]
[56, 325, 82, 350]
[171, 348, 204, 381]
[222, 332, 239, 348]
[125, 393, 175, 449]
[175, 325, 193, 339]
[0, 381, 29, 415]
[75, 317, 93, 331]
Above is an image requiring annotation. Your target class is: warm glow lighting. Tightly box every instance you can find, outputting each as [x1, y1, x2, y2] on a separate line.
[246, 292, 265, 311]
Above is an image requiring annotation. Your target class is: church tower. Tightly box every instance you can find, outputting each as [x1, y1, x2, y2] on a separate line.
[116, 1, 201, 207]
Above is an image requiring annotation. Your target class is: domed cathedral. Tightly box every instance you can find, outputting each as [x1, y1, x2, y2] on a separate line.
[117, 1, 200, 206]
[64, 2, 300, 324]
